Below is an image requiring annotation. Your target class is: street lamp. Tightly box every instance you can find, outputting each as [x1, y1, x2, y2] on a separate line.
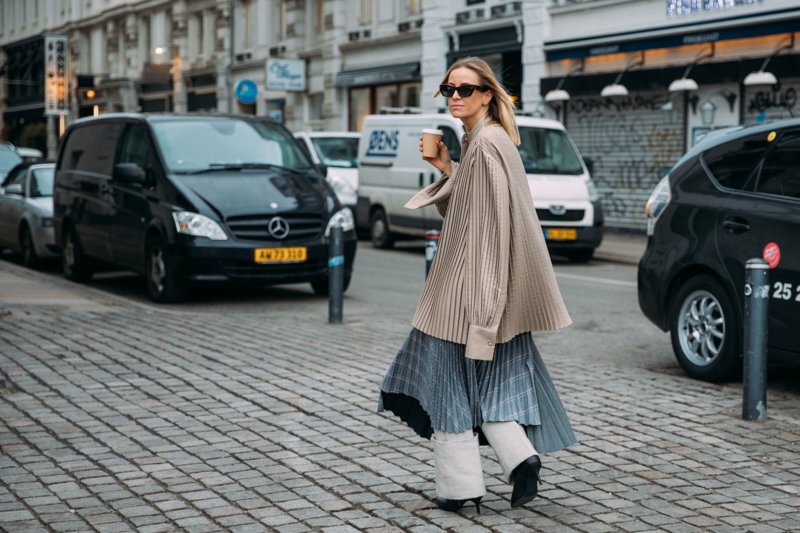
[544, 60, 584, 103]
[743, 34, 794, 87]
[669, 44, 714, 93]
[600, 52, 644, 98]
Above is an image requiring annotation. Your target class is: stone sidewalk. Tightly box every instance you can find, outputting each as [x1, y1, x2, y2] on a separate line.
[1, 260, 799, 533]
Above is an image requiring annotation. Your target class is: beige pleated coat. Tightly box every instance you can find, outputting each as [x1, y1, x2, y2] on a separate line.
[405, 116, 572, 360]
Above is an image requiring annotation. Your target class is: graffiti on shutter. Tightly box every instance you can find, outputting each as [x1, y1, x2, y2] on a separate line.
[744, 80, 799, 125]
[566, 91, 685, 230]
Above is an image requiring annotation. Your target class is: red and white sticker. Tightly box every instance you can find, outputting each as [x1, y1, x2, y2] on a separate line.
[763, 242, 781, 269]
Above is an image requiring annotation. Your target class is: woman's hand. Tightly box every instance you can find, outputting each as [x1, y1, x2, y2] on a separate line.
[419, 137, 452, 176]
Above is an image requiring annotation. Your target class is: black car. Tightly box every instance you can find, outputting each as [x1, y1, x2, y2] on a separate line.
[54, 114, 356, 302]
[638, 119, 800, 381]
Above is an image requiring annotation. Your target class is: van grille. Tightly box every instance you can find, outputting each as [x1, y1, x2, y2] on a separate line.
[535, 208, 585, 222]
[226, 213, 324, 242]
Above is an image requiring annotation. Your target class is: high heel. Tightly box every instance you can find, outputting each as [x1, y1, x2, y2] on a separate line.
[510, 455, 541, 508]
[435, 496, 482, 514]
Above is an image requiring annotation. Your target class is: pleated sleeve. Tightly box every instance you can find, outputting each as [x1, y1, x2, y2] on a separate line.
[464, 146, 511, 361]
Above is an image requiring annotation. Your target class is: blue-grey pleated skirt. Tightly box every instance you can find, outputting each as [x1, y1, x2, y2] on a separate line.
[378, 328, 577, 454]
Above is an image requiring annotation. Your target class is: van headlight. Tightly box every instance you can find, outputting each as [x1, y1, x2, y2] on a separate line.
[172, 211, 228, 240]
[644, 175, 671, 236]
[325, 208, 355, 236]
[327, 174, 357, 206]
[586, 179, 599, 202]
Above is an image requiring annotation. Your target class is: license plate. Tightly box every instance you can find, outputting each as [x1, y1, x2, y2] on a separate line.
[544, 228, 577, 241]
[254, 247, 307, 263]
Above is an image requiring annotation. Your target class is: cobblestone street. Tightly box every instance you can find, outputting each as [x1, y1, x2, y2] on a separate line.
[1, 259, 799, 532]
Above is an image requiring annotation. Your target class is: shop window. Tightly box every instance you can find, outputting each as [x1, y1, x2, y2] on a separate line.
[349, 87, 371, 131]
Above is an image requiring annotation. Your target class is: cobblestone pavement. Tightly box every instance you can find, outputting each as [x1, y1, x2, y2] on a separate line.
[1, 261, 799, 533]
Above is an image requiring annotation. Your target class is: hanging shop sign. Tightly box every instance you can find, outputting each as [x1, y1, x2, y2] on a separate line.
[44, 34, 69, 116]
[266, 59, 305, 91]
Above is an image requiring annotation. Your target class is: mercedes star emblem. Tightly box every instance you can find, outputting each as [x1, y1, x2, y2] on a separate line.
[267, 216, 290, 239]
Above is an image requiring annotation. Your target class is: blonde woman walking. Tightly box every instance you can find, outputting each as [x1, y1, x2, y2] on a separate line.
[378, 56, 576, 513]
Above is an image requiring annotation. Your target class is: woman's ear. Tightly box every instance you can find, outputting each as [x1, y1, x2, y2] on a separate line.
[483, 91, 493, 107]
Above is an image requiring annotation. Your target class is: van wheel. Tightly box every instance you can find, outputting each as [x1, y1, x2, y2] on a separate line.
[568, 248, 594, 263]
[670, 275, 740, 382]
[62, 224, 93, 282]
[370, 209, 394, 249]
[145, 236, 187, 303]
[310, 274, 352, 296]
[19, 223, 42, 269]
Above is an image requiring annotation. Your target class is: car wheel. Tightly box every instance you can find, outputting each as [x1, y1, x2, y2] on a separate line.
[310, 274, 352, 296]
[145, 236, 187, 303]
[370, 209, 394, 249]
[670, 275, 740, 382]
[567, 248, 594, 263]
[62, 224, 93, 282]
[19, 223, 42, 269]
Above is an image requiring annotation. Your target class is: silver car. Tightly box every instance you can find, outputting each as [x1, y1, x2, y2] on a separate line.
[0, 162, 57, 268]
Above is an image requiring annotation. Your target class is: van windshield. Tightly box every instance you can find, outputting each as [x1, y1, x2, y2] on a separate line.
[151, 118, 313, 174]
[311, 137, 359, 168]
[518, 127, 584, 175]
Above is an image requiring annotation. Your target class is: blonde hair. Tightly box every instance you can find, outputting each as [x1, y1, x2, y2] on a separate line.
[436, 56, 520, 146]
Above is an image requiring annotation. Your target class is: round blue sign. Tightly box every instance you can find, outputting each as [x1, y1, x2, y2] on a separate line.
[234, 79, 258, 105]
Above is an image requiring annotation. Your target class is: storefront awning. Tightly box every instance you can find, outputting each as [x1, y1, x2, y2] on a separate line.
[539, 53, 800, 97]
[335, 62, 420, 87]
[545, 8, 800, 61]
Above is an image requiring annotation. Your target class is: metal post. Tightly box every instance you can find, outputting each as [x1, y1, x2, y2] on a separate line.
[743, 258, 769, 421]
[425, 229, 440, 278]
[328, 224, 344, 324]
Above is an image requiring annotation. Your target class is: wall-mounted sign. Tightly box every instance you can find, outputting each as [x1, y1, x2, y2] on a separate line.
[266, 59, 306, 91]
[44, 34, 68, 116]
[667, 0, 762, 17]
[234, 79, 258, 104]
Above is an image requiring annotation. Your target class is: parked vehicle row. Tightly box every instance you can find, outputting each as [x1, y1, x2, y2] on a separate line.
[639, 118, 800, 382]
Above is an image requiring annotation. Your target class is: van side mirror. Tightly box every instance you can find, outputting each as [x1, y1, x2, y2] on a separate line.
[3, 183, 23, 196]
[583, 157, 594, 175]
[113, 163, 146, 183]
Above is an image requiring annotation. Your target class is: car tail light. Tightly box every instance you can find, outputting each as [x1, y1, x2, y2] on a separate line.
[645, 175, 671, 236]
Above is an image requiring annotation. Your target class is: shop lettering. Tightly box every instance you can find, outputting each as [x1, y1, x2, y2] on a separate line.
[269, 61, 302, 81]
[748, 87, 797, 113]
[366, 130, 399, 157]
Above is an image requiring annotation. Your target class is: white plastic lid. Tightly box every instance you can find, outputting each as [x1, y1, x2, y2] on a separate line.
[422, 128, 444, 135]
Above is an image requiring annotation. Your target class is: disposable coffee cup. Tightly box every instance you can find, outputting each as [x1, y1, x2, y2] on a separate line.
[422, 128, 444, 158]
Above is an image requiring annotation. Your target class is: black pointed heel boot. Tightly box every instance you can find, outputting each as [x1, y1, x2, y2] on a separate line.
[435, 496, 482, 514]
[510, 455, 541, 508]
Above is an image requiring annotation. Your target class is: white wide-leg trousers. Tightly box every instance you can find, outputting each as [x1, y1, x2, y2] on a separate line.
[433, 421, 537, 499]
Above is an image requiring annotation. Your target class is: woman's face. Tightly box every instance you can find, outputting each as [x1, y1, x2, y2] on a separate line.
[445, 67, 493, 122]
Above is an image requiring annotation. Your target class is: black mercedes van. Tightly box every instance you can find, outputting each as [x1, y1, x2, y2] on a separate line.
[53, 114, 356, 302]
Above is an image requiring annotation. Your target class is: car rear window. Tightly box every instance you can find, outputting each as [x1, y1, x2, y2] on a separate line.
[702, 132, 770, 191]
[755, 130, 800, 200]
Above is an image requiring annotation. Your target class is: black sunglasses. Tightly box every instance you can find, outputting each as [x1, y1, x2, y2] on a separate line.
[439, 84, 490, 98]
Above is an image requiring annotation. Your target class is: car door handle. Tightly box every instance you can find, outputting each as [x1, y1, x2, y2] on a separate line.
[430, 172, 436, 184]
[419, 172, 424, 188]
[722, 218, 750, 234]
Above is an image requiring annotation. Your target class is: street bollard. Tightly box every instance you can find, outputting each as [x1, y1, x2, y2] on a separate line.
[743, 258, 769, 421]
[425, 229, 440, 278]
[328, 224, 344, 324]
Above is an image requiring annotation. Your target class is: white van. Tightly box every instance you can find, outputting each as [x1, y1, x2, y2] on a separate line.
[356, 113, 603, 261]
[295, 131, 359, 213]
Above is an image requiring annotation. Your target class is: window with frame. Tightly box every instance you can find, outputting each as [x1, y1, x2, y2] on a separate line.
[702, 133, 771, 191]
[755, 130, 800, 200]
[359, 0, 372, 26]
[62, 123, 124, 175]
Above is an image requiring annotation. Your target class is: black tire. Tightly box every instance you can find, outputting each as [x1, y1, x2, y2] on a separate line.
[61, 224, 94, 282]
[19, 223, 42, 269]
[310, 274, 352, 296]
[567, 248, 594, 263]
[370, 209, 394, 249]
[670, 275, 740, 382]
[145, 236, 187, 303]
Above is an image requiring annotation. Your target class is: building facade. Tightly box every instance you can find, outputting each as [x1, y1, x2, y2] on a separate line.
[2, 0, 799, 229]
